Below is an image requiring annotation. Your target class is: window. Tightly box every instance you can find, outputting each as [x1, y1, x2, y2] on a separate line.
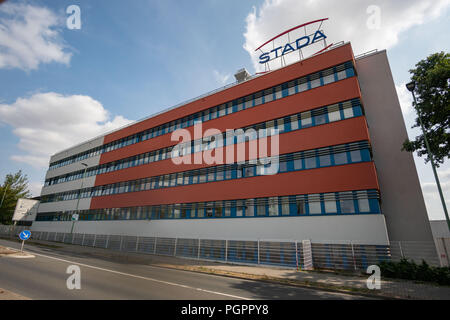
[236, 200, 244, 217]
[305, 156, 317, 169]
[310, 77, 321, 89]
[281, 197, 290, 215]
[254, 93, 263, 106]
[218, 104, 226, 117]
[319, 154, 331, 167]
[210, 107, 218, 119]
[298, 79, 308, 92]
[314, 113, 327, 125]
[357, 191, 371, 212]
[308, 195, 322, 214]
[279, 161, 288, 173]
[206, 206, 213, 217]
[358, 198, 370, 212]
[350, 150, 362, 162]
[290, 114, 299, 130]
[323, 73, 335, 85]
[268, 197, 279, 216]
[274, 86, 282, 99]
[177, 172, 183, 185]
[296, 198, 306, 215]
[324, 194, 337, 213]
[207, 170, 215, 182]
[328, 105, 341, 122]
[197, 205, 205, 218]
[276, 118, 285, 133]
[334, 152, 348, 165]
[337, 70, 346, 80]
[264, 89, 273, 103]
[288, 82, 296, 95]
[256, 203, 266, 216]
[301, 112, 312, 127]
[169, 174, 176, 187]
[340, 192, 355, 213]
[245, 200, 255, 216]
[294, 158, 303, 170]
[343, 106, 354, 119]
[215, 205, 223, 217]
[244, 166, 255, 177]
[244, 97, 253, 109]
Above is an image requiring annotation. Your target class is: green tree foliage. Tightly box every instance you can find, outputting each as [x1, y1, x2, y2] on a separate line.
[0, 170, 32, 225]
[402, 52, 450, 167]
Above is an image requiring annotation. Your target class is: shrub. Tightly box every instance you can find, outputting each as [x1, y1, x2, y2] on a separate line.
[378, 258, 450, 286]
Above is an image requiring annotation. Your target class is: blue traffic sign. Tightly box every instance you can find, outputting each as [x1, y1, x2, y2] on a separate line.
[19, 230, 31, 241]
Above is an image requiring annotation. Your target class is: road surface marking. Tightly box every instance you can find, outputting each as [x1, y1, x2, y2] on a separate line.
[20, 249, 251, 300]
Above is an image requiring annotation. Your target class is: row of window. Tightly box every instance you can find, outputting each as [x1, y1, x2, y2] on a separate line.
[45, 97, 363, 187]
[36, 189, 380, 222]
[48, 61, 356, 170]
[40, 141, 371, 203]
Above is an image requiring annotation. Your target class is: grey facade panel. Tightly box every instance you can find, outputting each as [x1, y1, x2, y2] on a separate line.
[49, 136, 104, 164]
[356, 50, 434, 242]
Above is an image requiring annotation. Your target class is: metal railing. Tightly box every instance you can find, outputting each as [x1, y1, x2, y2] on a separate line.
[0, 225, 441, 270]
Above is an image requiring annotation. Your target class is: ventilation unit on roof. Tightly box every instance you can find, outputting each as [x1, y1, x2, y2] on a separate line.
[234, 68, 251, 83]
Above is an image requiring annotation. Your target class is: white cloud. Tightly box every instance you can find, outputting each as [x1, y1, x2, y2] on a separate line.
[213, 70, 231, 85]
[28, 181, 44, 198]
[396, 82, 414, 116]
[243, 0, 450, 72]
[0, 92, 133, 168]
[0, 2, 71, 71]
[421, 168, 450, 220]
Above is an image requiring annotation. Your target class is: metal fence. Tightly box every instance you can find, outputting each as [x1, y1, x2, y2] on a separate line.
[0, 224, 441, 270]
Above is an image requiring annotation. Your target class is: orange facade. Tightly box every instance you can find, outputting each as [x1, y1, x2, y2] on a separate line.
[90, 43, 379, 210]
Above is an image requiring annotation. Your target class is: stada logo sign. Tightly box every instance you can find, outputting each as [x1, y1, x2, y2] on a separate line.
[255, 18, 332, 71]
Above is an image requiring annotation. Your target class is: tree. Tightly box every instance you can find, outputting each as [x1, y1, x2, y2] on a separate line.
[0, 170, 32, 225]
[402, 52, 450, 167]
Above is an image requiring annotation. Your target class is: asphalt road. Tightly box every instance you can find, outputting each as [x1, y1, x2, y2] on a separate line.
[0, 238, 367, 300]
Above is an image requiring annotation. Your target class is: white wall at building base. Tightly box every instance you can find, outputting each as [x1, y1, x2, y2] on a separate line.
[32, 214, 390, 245]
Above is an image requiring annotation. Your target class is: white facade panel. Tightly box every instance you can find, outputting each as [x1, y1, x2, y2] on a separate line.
[37, 198, 92, 213]
[41, 175, 97, 196]
[45, 154, 101, 180]
[31, 214, 390, 245]
[50, 136, 105, 163]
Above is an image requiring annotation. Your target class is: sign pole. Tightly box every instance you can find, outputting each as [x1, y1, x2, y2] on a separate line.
[21, 239, 25, 252]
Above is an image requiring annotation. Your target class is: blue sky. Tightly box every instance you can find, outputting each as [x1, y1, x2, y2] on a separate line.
[0, 0, 449, 220]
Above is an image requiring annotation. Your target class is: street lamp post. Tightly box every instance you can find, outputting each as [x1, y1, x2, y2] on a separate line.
[0, 183, 9, 209]
[71, 163, 88, 234]
[406, 81, 450, 232]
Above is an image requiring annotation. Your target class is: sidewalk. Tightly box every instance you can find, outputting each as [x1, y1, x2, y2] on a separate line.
[2, 237, 450, 300]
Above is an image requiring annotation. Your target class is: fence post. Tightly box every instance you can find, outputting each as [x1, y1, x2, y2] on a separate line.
[225, 240, 228, 262]
[72, 233, 75, 244]
[197, 238, 201, 259]
[119, 236, 123, 251]
[174, 238, 178, 256]
[154, 237, 157, 254]
[351, 241, 357, 270]
[105, 234, 110, 249]
[257, 239, 260, 265]
[399, 241, 404, 259]
[295, 241, 299, 270]
[81, 233, 85, 246]
[442, 238, 450, 266]
[135, 236, 139, 252]
[62, 233, 66, 243]
[93, 234, 97, 247]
